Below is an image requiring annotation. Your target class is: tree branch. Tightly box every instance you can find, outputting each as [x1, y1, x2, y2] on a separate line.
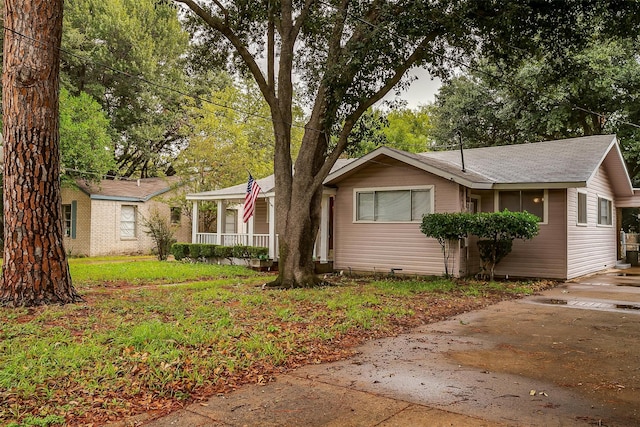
[291, 0, 316, 40]
[174, 0, 278, 109]
[314, 32, 440, 187]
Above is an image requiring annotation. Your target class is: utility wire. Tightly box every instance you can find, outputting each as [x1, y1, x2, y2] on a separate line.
[322, 0, 640, 130]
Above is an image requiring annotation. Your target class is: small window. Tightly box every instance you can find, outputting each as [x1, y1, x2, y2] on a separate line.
[225, 209, 237, 233]
[62, 201, 77, 238]
[62, 204, 72, 237]
[597, 197, 612, 226]
[498, 190, 544, 221]
[120, 205, 137, 238]
[355, 188, 432, 222]
[577, 192, 587, 225]
[170, 207, 182, 224]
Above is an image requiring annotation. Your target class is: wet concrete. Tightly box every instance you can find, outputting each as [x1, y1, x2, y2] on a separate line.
[139, 269, 640, 427]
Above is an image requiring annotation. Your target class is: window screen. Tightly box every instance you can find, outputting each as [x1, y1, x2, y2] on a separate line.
[356, 188, 431, 222]
[577, 192, 587, 224]
[121, 205, 137, 238]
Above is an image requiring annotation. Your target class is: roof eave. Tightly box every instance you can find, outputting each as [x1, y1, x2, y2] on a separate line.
[493, 181, 587, 190]
[90, 195, 146, 202]
[186, 190, 277, 201]
[324, 146, 484, 188]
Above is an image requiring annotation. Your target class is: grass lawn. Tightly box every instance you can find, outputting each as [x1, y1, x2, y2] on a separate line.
[0, 257, 554, 426]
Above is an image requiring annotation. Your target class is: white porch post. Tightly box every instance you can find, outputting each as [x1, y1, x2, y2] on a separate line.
[191, 201, 199, 243]
[247, 208, 255, 246]
[319, 194, 330, 262]
[268, 196, 276, 260]
[216, 200, 224, 245]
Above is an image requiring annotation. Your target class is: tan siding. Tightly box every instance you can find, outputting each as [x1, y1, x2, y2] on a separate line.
[493, 189, 567, 279]
[61, 187, 92, 257]
[566, 166, 618, 279]
[333, 158, 463, 276]
[253, 199, 269, 235]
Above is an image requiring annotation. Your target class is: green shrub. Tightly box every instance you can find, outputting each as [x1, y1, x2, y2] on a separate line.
[420, 212, 473, 277]
[469, 210, 539, 280]
[248, 246, 269, 259]
[189, 244, 206, 259]
[199, 244, 217, 258]
[420, 210, 540, 280]
[142, 209, 176, 261]
[214, 245, 234, 258]
[231, 245, 250, 258]
[171, 243, 190, 261]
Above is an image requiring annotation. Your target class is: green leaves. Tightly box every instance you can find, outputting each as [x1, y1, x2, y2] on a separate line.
[469, 210, 540, 242]
[420, 212, 473, 245]
[59, 88, 115, 183]
[420, 210, 540, 278]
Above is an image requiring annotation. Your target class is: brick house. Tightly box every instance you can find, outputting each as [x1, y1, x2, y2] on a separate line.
[61, 177, 190, 257]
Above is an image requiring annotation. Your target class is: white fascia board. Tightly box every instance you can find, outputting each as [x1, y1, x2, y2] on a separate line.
[586, 135, 634, 194]
[324, 146, 482, 188]
[492, 181, 586, 190]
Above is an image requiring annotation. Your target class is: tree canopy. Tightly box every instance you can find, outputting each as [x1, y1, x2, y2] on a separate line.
[174, 0, 639, 287]
[62, 0, 192, 178]
[59, 88, 116, 184]
[430, 35, 640, 182]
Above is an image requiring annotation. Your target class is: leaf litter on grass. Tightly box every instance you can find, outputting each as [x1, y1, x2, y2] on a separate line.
[0, 260, 556, 426]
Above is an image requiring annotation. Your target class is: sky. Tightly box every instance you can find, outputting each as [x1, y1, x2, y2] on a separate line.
[382, 67, 443, 110]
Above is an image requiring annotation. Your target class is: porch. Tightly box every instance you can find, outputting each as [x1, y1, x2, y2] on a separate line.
[186, 176, 334, 263]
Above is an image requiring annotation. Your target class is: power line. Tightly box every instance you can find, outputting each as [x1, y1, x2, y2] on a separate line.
[0, 18, 315, 134]
[321, 0, 640, 130]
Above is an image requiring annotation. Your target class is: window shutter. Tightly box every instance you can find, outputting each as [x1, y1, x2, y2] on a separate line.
[71, 200, 77, 239]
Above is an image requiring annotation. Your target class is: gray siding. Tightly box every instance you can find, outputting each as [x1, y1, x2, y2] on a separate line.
[566, 165, 618, 279]
[333, 158, 462, 276]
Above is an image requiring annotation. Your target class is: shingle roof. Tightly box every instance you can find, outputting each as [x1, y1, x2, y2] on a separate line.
[422, 134, 617, 185]
[77, 176, 180, 202]
[189, 134, 632, 200]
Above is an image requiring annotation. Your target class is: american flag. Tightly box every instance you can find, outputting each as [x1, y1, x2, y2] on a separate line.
[243, 174, 261, 223]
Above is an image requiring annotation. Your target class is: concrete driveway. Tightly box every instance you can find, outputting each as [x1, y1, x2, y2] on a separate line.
[140, 270, 640, 427]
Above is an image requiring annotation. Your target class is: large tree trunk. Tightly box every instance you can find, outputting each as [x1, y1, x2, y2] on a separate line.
[1, 0, 80, 306]
[270, 111, 329, 288]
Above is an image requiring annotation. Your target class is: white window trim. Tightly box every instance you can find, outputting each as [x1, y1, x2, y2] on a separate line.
[353, 185, 435, 223]
[576, 189, 588, 227]
[62, 204, 72, 237]
[493, 189, 548, 225]
[596, 195, 613, 227]
[120, 204, 138, 240]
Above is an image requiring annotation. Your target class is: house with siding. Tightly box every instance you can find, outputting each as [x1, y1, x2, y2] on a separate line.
[187, 134, 639, 279]
[61, 177, 190, 257]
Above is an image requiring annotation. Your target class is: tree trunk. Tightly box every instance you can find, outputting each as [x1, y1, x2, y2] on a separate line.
[269, 116, 327, 288]
[1, 0, 80, 306]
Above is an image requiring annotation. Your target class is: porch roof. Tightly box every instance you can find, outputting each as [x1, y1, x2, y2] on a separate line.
[186, 158, 356, 201]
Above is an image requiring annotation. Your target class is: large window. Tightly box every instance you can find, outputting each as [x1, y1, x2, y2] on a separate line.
[597, 197, 612, 226]
[577, 191, 587, 225]
[498, 190, 545, 221]
[355, 187, 432, 222]
[120, 205, 137, 238]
